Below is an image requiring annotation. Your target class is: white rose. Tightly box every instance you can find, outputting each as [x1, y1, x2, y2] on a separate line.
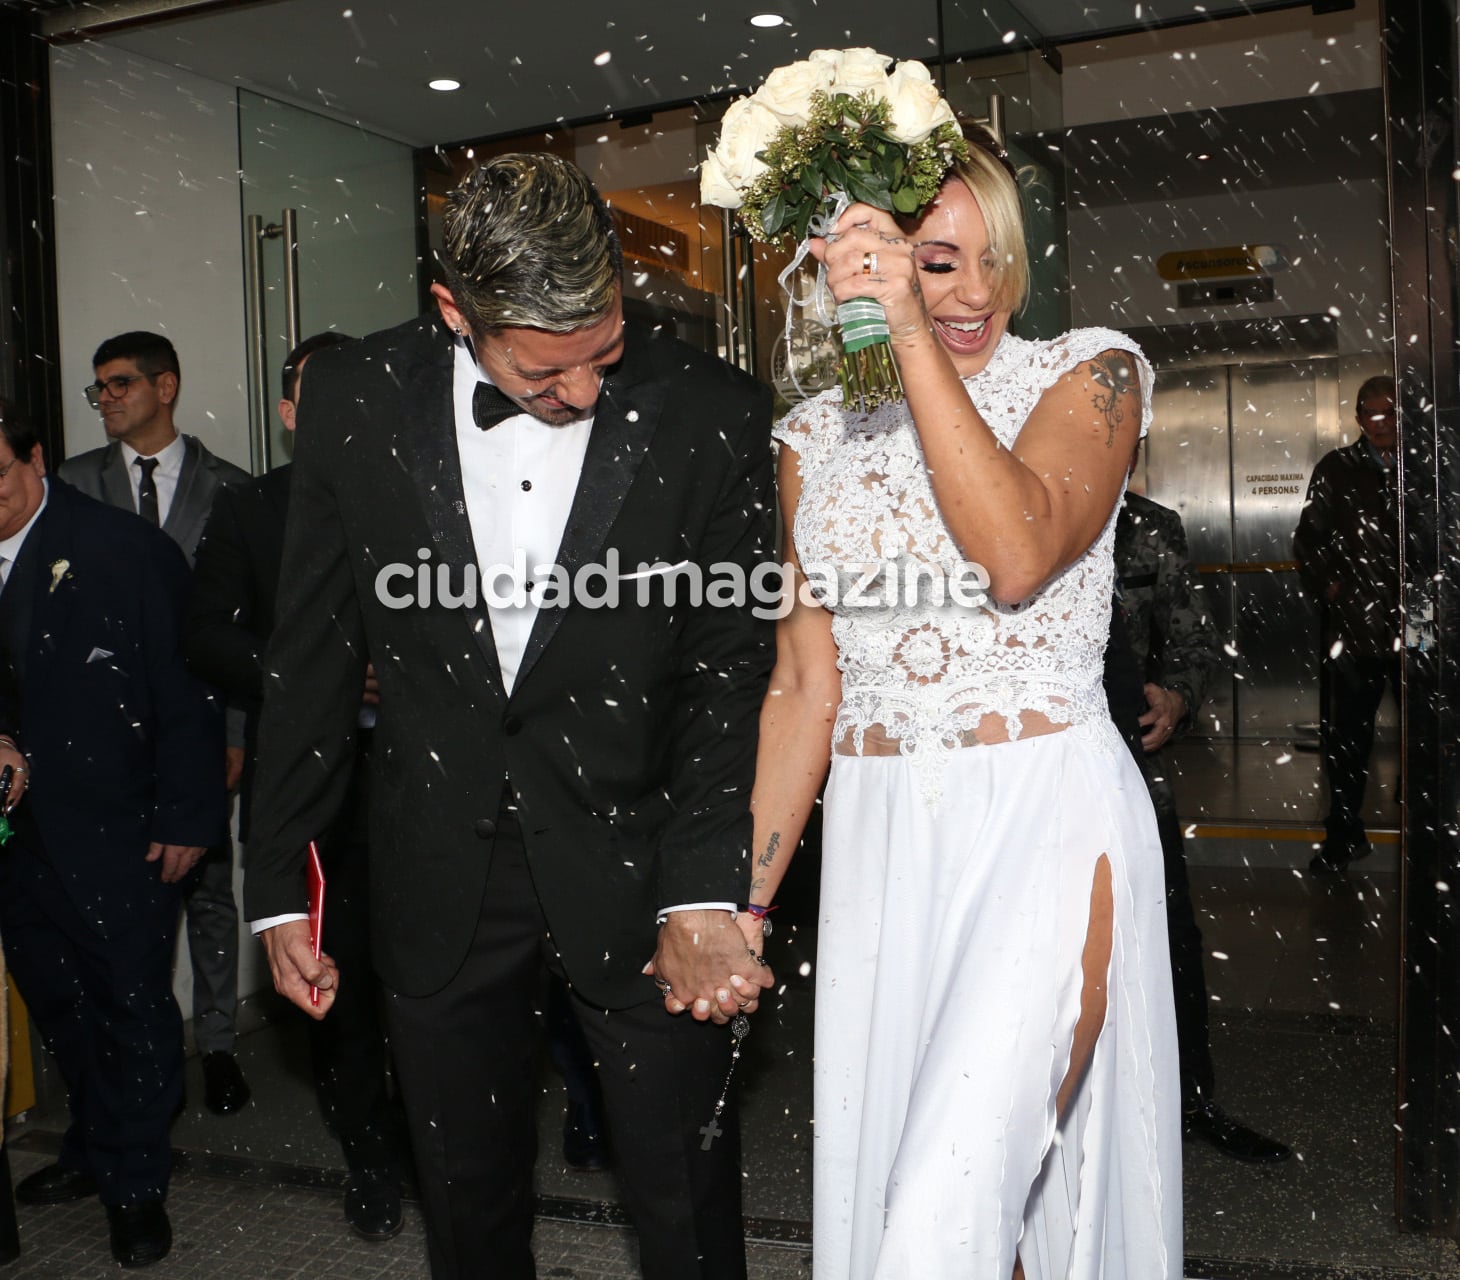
[714, 97, 781, 188]
[699, 151, 742, 209]
[754, 58, 833, 126]
[885, 60, 957, 144]
[817, 46, 893, 97]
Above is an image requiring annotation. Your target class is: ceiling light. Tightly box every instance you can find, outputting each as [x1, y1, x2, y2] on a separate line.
[748, 13, 786, 28]
[428, 78, 461, 92]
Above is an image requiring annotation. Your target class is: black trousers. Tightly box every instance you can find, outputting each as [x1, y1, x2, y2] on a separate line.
[384, 810, 746, 1280]
[0, 840, 182, 1205]
[307, 770, 406, 1178]
[1141, 755, 1215, 1111]
[1321, 651, 1402, 849]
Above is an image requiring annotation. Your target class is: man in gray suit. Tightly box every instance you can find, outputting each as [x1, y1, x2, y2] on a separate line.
[62, 331, 253, 1116]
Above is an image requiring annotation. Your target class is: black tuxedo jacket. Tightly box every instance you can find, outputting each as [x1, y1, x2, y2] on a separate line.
[184, 464, 293, 839]
[245, 316, 775, 1005]
[0, 480, 228, 935]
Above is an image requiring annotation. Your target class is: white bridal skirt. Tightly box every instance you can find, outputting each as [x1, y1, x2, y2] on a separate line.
[813, 725, 1183, 1279]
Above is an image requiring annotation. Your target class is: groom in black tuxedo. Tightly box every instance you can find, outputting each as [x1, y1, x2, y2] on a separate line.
[245, 153, 775, 1279]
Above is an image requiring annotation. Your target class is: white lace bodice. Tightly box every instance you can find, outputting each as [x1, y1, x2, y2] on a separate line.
[773, 328, 1154, 802]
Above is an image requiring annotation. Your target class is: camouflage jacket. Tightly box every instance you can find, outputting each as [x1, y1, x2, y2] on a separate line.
[1113, 491, 1222, 734]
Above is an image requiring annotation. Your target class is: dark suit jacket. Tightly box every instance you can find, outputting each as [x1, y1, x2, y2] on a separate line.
[58, 434, 251, 565]
[0, 480, 228, 936]
[184, 464, 293, 840]
[244, 315, 775, 1006]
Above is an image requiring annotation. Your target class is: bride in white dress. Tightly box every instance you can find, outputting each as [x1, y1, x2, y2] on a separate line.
[745, 135, 1182, 1278]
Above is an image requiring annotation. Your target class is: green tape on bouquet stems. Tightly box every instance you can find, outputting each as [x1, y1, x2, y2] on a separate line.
[837, 297, 891, 354]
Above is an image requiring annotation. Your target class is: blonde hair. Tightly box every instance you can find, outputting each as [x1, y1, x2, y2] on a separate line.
[948, 142, 1030, 315]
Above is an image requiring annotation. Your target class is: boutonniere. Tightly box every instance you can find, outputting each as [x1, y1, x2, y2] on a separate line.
[48, 558, 72, 594]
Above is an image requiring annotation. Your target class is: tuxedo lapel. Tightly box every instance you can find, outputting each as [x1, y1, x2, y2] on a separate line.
[395, 323, 507, 697]
[0, 512, 44, 685]
[514, 334, 661, 688]
[99, 443, 135, 514]
[22, 493, 77, 689]
[164, 437, 208, 539]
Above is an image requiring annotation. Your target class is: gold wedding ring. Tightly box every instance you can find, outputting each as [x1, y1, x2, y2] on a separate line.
[862, 251, 877, 276]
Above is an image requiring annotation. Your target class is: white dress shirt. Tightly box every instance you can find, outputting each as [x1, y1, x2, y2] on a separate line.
[451, 338, 592, 693]
[121, 433, 186, 525]
[0, 480, 49, 587]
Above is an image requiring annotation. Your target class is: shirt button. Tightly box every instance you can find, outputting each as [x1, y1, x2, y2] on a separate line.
[474, 818, 497, 839]
[503, 716, 523, 736]
[521, 479, 532, 492]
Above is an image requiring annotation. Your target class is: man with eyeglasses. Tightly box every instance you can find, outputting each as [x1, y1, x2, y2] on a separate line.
[62, 331, 253, 1119]
[0, 398, 226, 1266]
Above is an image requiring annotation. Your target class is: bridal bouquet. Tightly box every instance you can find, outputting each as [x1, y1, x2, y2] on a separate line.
[700, 48, 968, 411]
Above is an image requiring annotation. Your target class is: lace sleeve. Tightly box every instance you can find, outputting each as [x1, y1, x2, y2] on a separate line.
[771, 388, 845, 479]
[1040, 327, 1155, 438]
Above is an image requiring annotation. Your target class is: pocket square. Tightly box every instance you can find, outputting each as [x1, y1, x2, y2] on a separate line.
[85, 647, 115, 664]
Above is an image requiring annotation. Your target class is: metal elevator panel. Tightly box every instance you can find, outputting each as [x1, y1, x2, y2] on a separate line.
[1229, 361, 1327, 739]
[1140, 356, 1354, 741]
[1142, 365, 1236, 738]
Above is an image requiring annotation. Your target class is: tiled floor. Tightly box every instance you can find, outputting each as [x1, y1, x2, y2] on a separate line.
[1167, 737, 1401, 833]
[4, 747, 1455, 1278]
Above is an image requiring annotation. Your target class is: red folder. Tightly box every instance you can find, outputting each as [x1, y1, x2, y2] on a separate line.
[307, 841, 327, 1007]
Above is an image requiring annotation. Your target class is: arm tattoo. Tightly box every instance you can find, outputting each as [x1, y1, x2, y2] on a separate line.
[1089, 353, 1138, 448]
[757, 831, 781, 869]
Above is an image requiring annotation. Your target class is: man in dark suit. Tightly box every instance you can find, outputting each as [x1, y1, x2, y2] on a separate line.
[246, 154, 775, 1279]
[185, 332, 409, 1241]
[0, 398, 226, 1267]
[1114, 489, 1291, 1164]
[61, 332, 253, 1116]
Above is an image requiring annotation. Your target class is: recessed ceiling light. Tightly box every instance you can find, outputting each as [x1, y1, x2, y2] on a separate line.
[428, 78, 461, 92]
[748, 13, 786, 27]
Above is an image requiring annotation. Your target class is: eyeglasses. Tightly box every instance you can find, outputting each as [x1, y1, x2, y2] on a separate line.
[0, 458, 24, 482]
[83, 373, 152, 409]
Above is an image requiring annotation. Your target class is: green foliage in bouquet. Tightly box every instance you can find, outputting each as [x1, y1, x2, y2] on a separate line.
[741, 92, 969, 246]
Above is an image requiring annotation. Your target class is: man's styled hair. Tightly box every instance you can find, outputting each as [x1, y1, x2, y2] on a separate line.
[91, 331, 181, 380]
[1356, 373, 1396, 410]
[281, 331, 353, 404]
[439, 153, 623, 337]
[0, 398, 42, 463]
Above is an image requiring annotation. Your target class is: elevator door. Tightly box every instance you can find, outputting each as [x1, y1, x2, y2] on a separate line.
[1139, 355, 1382, 742]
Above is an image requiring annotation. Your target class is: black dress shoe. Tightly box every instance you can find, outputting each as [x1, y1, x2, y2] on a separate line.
[201, 1051, 251, 1115]
[562, 1101, 612, 1172]
[1183, 1101, 1293, 1163]
[106, 1202, 171, 1268]
[344, 1170, 403, 1241]
[14, 1163, 98, 1206]
[1309, 838, 1373, 874]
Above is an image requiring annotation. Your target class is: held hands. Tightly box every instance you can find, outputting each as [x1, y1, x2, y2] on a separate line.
[260, 918, 338, 1021]
[645, 909, 774, 1025]
[808, 203, 931, 346]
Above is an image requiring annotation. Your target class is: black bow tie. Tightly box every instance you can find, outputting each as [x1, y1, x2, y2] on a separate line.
[473, 381, 524, 431]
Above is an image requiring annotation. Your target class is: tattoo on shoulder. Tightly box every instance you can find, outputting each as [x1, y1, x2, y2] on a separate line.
[1089, 353, 1138, 448]
[757, 831, 781, 869]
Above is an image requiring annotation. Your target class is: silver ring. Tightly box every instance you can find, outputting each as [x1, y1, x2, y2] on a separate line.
[654, 978, 672, 995]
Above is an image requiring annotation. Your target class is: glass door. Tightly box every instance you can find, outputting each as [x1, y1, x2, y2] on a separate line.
[237, 90, 419, 472]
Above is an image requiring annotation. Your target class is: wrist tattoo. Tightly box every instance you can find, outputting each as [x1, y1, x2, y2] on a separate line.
[757, 831, 781, 869]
